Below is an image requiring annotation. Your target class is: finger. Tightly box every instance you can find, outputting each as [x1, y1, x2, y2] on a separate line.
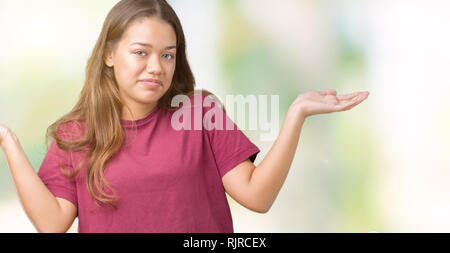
[337, 91, 369, 101]
[336, 92, 360, 100]
[318, 90, 337, 96]
[334, 101, 358, 112]
[335, 94, 368, 111]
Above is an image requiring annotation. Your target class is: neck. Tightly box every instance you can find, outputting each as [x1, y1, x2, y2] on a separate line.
[121, 102, 158, 121]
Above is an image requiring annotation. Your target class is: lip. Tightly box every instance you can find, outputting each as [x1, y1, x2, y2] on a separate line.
[139, 78, 163, 87]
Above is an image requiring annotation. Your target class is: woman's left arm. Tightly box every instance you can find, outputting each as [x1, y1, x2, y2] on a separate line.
[222, 90, 369, 213]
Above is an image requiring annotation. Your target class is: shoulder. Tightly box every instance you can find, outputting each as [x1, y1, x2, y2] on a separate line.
[167, 89, 224, 112]
[47, 119, 89, 159]
[185, 89, 225, 112]
[56, 120, 86, 142]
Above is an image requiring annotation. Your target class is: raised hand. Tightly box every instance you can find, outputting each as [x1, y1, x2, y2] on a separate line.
[291, 89, 370, 118]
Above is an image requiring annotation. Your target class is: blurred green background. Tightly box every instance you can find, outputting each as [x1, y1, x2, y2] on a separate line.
[1, 0, 450, 232]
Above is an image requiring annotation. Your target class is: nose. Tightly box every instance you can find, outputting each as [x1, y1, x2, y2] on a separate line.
[146, 54, 163, 75]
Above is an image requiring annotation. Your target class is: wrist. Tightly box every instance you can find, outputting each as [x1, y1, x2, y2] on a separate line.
[287, 103, 308, 121]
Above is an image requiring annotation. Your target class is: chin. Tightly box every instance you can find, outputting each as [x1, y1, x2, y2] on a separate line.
[138, 95, 162, 103]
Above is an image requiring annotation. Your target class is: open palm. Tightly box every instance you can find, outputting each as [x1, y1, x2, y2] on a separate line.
[293, 90, 370, 117]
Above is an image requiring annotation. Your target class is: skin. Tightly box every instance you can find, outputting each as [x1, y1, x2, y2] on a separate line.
[104, 16, 177, 120]
[0, 15, 370, 232]
[0, 127, 7, 145]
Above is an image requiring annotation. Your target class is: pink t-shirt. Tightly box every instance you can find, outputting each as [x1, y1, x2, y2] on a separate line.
[37, 93, 260, 233]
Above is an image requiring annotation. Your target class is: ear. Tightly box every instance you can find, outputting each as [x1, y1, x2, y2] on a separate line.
[104, 48, 114, 67]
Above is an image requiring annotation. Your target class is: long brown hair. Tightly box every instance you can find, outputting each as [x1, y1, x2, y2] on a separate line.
[45, 0, 217, 209]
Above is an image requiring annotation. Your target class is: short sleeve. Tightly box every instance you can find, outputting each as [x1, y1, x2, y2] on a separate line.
[202, 94, 261, 178]
[37, 139, 78, 209]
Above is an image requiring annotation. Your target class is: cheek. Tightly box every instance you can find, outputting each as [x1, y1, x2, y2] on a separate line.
[114, 56, 142, 85]
[165, 63, 176, 81]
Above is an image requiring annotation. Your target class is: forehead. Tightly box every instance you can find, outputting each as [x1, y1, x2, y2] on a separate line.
[120, 17, 177, 48]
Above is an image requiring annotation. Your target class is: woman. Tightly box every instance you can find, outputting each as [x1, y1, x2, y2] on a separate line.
[0, 0, 369, 233]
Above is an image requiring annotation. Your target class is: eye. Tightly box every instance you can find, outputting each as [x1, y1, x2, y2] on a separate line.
[162, 53, 175, 60]
[134, 51, 147, 57]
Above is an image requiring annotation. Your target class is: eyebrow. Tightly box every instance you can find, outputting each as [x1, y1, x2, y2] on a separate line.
[130, 42, 176, 50]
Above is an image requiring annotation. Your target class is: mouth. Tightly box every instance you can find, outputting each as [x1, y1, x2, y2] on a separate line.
[138, 78, 163, 87]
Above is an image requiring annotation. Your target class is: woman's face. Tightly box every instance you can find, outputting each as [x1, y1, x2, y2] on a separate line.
[105, 16, 177, 116]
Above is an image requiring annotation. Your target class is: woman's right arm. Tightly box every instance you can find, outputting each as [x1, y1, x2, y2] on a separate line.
[0, 126, 77, 233]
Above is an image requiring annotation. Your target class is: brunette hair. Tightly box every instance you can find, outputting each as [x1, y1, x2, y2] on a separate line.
[45, 0, 217, 209]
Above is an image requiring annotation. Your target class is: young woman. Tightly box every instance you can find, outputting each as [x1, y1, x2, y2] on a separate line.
[0, 0, 369, 233]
